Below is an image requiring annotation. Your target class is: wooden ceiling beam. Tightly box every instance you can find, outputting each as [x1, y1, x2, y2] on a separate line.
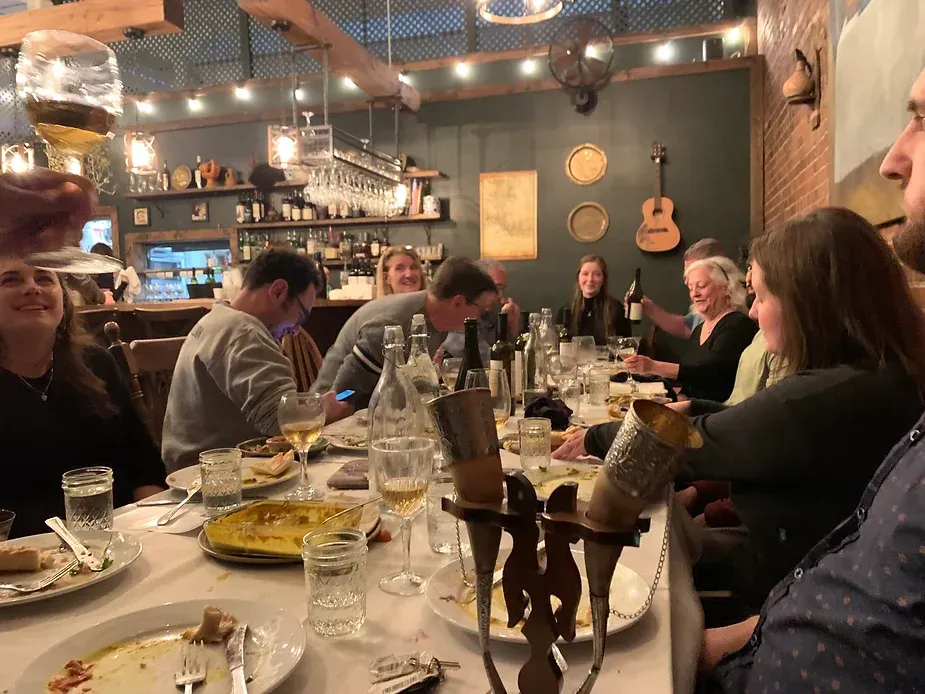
[0, 0, 183, 50]
[238, 0, 420, 113]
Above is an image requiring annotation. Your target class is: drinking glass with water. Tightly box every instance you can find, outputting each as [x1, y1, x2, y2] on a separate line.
[61, 466, 113, 531]
[303, 528, 368, 637]
[518, 418, 551, 473]
[199, 448, 243, 517]
[426, 472, 470, 556]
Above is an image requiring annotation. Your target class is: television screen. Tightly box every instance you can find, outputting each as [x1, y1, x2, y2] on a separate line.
[79, 217, 113, 254]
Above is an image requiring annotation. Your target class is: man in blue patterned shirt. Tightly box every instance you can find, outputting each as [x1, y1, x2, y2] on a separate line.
[701, 67, 925, 693]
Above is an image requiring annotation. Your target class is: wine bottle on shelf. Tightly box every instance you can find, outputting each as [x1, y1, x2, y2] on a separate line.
[305, 194, 316, 221]
[235, 195, 246, 224]
[370, 232, 381, 258]
[282, 193, 293, 222]
[513, 312, 529, 402]
[627, 267, 644, 324]
[490, 310, 516, 415]
[291, 192, 303, 221]
[251, 192, 262, 223]
[194, 154, 203, 188]
[243, 194, 254, 224]
[160, 161, 170, 191]
[455, 317, 485, 392]
[241, 231, 252, 262]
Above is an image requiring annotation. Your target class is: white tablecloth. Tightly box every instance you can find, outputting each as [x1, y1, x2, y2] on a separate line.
[0, 420, 702, 693]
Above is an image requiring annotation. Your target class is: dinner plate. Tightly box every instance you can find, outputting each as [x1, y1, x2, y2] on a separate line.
[326, 434, 368, 452]
[237, 436, 329, 458]
[521, 463, 601, 501]
[11, 599, 305, 694]
[0, 530, 142, 608]
[166, 456, 300, 493]
[425, 547, 650, 643]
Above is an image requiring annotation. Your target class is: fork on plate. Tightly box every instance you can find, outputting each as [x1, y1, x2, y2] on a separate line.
[0, 558, 80, 594]
[175, 640, 207, 693]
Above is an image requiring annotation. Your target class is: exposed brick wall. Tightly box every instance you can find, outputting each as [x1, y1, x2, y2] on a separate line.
[758, 0, 832, 229]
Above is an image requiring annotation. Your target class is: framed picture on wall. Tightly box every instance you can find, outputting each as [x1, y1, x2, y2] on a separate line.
[133, 207, 150, 227]
[192, 202, 209, 222]
[479, 170, 538, 260]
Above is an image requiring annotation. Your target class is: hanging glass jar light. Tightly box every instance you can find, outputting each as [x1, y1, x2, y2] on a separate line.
[124, 131, 157, 175]
[1, 142, 34, 174]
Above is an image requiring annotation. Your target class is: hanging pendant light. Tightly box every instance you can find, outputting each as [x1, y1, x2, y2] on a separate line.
[476, 0, 565, 26]
[124, 131, 157, 175]
[1, 142, 34, 174]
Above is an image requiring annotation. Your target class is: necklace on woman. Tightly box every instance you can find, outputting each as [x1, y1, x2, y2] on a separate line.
[16, 362, 54, 402]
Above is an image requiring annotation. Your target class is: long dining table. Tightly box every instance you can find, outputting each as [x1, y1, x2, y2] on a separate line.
[1, 412, 704, 693]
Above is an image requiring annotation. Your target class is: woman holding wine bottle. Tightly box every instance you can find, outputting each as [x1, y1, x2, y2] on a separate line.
[375, 246, 427, 297]
[557, 255, 631, 345]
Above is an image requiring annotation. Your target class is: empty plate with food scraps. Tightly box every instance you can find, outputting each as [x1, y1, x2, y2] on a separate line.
[166, 449, 307, 493]
[13, 601, 305, 694]
[0, 530, 141, 608]
[236, 435, 329, 459]
[425, 547, 649, 643]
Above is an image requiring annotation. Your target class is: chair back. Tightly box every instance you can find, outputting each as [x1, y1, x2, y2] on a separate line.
[81, 307, 121, 347]
[278, 327, 324, 392]
[104, 321, 185, 448]
[134, 306, 207, 339]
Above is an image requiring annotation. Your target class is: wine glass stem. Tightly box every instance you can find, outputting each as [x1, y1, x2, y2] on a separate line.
[400, 517, 413, 576]
[298, 450, 311, 490]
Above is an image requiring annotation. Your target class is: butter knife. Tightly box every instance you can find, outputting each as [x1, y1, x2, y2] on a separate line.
[226, 623, 248, 694]
[45, 517, 104, 571]
[157, 482, 202, 526]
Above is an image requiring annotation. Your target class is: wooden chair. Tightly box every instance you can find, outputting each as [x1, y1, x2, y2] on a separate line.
[104, 321, 186, 448]
[133, 306, 207, 339]
[79, 307, 121, 347]
[278, 327, 324, 392]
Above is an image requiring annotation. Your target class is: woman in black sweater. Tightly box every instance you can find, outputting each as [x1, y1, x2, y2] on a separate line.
[623, 255, 756, 402]
[557, 255, 630, 345]
[0, 258, 166, 538]
[554, 208, 925, 609]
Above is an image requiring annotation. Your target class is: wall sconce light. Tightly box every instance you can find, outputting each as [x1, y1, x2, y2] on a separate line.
[783, 48, 822, 130]
[1, 142, 34, 174]
[268, 124, 300, 169]
[124, 131, 157, 174]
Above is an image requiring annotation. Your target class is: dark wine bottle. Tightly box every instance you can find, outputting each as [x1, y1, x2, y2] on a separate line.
[513, 312, 529, 401]
[455, 318, 484, 392]
[627, 267, 644, 323]
[490, 311, 516, 415]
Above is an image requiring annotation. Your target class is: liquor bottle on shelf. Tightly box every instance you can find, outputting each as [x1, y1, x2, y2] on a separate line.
[313, 252, 328, 298]
[291, 191, 303, 221]
[243, 194, 254, 224]
[338, 198, 350, 220]
[339, 232, 352, 261]
[305, 194, 316, 221]
[160, 161, 170, 191]
[324, 228, 339, 261]
[251, 192, 262, 223]
[282, 193, 293, 222]
[454, 317, 484, 392]
[626, 267, 644, 324]
[235, 195, 246, 224]
[513, 312, 529, 401]
[380, 231, 391, 256]
[370, 232, 381, 259]
[194, 155, 203, 188]
[296, 231, 307, 255]
[490, 309, 516, 415]
[240, 231, 252, 262]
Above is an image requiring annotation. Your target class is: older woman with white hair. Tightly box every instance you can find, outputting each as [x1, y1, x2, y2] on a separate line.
[624, 255, 756, 401]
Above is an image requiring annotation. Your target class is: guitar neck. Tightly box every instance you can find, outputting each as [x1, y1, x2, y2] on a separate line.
[654, 160, 663, 213]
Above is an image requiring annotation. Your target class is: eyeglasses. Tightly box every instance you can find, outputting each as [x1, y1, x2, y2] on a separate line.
[295, 294, 310, 323]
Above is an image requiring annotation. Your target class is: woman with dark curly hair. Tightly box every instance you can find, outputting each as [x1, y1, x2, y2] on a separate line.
[0, 257, 165, 538]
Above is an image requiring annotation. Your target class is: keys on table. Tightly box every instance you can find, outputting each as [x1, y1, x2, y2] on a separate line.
[368, 652, 460, 693]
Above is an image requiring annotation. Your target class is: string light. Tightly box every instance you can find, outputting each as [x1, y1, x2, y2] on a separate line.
[455, 62, 471, 78]
[234, 86, 251, 100]
[398, 73, 412, 86]
[726, 26, 742, 43]
[294, 87, 307, 101]
[188, 97, 202, 112]
[521, 59, 536, 75]
[136, 100, 154, 114]
[343, 76, 357, 90]
[655, 42, 675, 62]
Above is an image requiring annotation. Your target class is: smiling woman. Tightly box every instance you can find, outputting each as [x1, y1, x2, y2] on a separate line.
[0, 258, 166, 538]
[375, 245, 427, 297]
[557, 255, 631, 345]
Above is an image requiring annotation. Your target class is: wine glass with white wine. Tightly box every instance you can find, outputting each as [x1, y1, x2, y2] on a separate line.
[278, 392, 326, 501]
[373, 436, 434, 596]
[465, 368, 511, 432]
[16, 30, 124, 274]
[609, 336, 641, 393]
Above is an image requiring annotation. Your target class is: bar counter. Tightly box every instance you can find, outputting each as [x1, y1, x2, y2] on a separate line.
[77, 298, 368, 353]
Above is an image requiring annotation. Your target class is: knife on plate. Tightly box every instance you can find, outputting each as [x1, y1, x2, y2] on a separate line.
[226, 623, 248, 694]
[45, 517, 104, 571]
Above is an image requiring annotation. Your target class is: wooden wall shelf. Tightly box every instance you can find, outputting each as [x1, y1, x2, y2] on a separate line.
[236, 213, 443, 230]
[403, 170, 446, 179]
[126, 181, 305, 200]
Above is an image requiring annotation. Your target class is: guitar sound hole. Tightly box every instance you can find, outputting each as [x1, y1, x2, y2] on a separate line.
[648, 228, 668, 234]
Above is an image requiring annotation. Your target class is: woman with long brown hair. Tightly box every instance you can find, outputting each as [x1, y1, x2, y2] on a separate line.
[557, 255, 630, 344]
[556, 207, 925, 610]
[0, 258, 165, 538]
[375, 245, 427, 297]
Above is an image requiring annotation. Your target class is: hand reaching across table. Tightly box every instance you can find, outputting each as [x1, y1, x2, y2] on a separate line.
[0, 169, 96, 257]
[552, 427, 588, 461]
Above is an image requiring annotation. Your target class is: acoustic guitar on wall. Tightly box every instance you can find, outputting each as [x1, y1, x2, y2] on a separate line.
[635, 141, 681, 253]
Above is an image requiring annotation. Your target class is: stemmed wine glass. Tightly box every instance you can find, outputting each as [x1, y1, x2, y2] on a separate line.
[373, 437, 434, 596]
[278, 392, 326, 501]
[465, 368, 512, 432]
[609, 336, 641, 392]
[16, 30, 124, 274]
[440, 357, 462, 393]
[573, 335, 596, 396]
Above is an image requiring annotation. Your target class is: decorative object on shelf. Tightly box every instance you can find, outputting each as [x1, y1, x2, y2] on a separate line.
[133, 207, 150, 227]
[171, 164, 192, 191]
[548, 17, 615, 116]
[783, 48, 822, 130]
[635, 141, 681, 253]
[567, 202, 609, 243]
[480, 171, 537, 261]
[475, 0, 563, 25]
[200, 158, 221, 187]
[565, 143, 607, 185]
[191, 202, 209, 223]
[422, 195, 440, 216]
[224, 168, 238, 186]
[0, 142, 34, 174]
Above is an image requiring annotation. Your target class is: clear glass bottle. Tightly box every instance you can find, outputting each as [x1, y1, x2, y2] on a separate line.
[404, 314, 441, 401]
[367, 325, 425, 492]
[537, 307, 559, 385]
[522, 312, 546, 407]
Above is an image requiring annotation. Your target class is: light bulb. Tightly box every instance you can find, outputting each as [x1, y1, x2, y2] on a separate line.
[726, 26, 742, 43]
[398, 73, 412, 86]
[294, 87, 306, 101]
[66, 157, 82, 176]
[130, 138, 152, 170]
[655, 43, 674, 62]
[276, 135, 296, 165]
[455, 62, 470, 78]
[343, 76, 357, 90]
[521, 59, 536, 75]
[234, 86, 251, 100]
[585, 43, 598, 59]
[393, 183, 409, 207]
[188, 97, 202, 112]
[10, 153, 27, 173]
[137, 100, 154, 114]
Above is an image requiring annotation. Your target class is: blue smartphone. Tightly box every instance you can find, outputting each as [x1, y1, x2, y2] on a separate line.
[335, 390, 356, 402]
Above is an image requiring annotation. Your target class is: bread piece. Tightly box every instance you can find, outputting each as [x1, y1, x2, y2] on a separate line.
[183, 605, 238, 642]
[0, 545, 42, 572]
[251, 450, 293, 477]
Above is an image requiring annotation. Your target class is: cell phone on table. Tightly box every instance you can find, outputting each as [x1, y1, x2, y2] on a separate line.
[335, 389, 356, 402]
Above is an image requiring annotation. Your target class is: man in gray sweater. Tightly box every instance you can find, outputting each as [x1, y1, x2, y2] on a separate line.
[312, 257, 499, 408]
[162, 249, 348, 472]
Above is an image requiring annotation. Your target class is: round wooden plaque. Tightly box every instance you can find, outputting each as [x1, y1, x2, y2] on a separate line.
[568, 202, 609, 243]
[565, 143, 607, 185]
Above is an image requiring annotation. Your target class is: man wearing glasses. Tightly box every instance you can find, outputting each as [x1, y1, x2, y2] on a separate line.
[162, 248, 348, 473]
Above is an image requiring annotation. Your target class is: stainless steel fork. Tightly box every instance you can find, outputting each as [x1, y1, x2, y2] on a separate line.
[174, 640, 207, 694]
[0, 558, 80, 594]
